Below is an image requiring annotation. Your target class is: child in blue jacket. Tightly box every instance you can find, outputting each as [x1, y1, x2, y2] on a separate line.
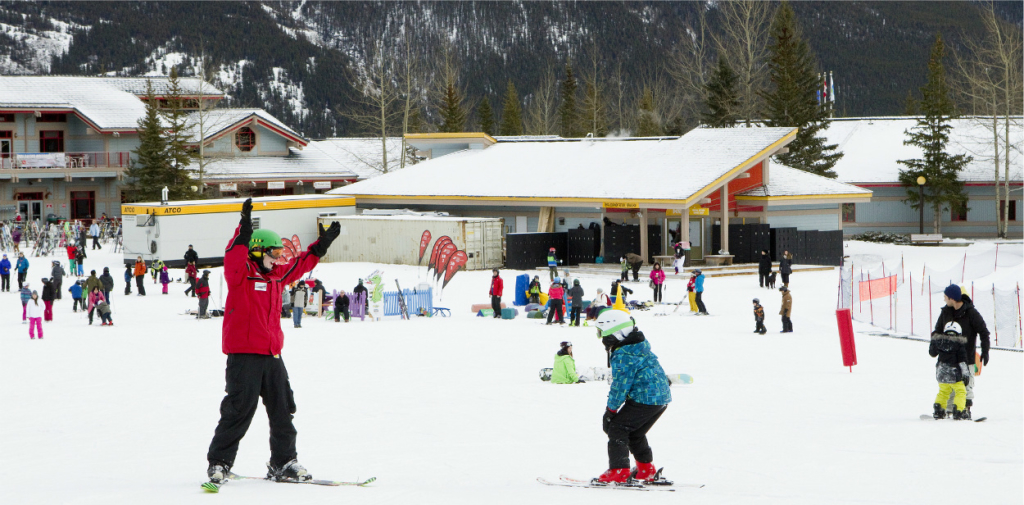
[592, 308, 671, 486]
[69, 280, 85, 312]
[0, 253, 11, 292]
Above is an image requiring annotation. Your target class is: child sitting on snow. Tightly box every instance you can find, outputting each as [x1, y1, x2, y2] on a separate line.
[551, 341, 584, 384]
[929, 321, 971, 420]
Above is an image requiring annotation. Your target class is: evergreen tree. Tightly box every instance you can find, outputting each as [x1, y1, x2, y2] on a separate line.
[499, 80, 524, 136]
[636, 86, 662, 136]
[761, 2, 842, 177]
[903, 90, 918, 115]
[125, 80, 171, 202]
[702, 56, 740, 127]
[896, 33, 971, 233]
[162, 67, 198, 196]
[477, 96, 495, 135]
[438, 82, 467, 133]
[558, 63, 581, 137]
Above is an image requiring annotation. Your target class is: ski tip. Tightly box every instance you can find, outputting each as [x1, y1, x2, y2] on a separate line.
[201, 482, 220, 493]
[359, 477, 377, 486]
[974, 417, 987, 422]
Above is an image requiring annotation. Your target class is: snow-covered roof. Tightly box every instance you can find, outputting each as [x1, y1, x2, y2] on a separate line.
[333, 127, 797, 205]
[0, 75, 149, 130]
[0, 75, 223, 131]
[311, 137, 409, 180]
[186, 108, 306, 145]
[99, 77, 224, 97]
[823, 116, 1024, 183]
[737, 164, 872, 199]
[197, 143, 360, 181]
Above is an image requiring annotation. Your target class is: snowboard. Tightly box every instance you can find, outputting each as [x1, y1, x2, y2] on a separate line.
[539, 367, 610, 382]
[919, 414, 987, 422]
[665, 373, 694, 385]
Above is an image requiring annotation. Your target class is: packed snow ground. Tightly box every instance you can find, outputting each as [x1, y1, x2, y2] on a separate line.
[1, 242, 1021, 505]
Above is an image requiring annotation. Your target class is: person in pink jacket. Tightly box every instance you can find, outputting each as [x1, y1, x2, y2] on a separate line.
[649, 263, 666, 303]
[26, 290, 44, 339]
[86, 286, 107, 326]
[160, 266, 171, 295]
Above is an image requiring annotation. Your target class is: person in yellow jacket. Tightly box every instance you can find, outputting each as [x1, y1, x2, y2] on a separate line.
[551, 341, 585, 384]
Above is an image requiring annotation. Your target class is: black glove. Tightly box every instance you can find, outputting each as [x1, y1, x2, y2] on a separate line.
[309, 221, 341, 258]
[981, 349, 989, 366]
[234, 198, 254, 248]
[577, 379, 586, 384]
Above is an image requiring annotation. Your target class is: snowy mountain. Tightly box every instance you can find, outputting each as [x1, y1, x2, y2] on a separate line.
[1, 1, 1020, 138]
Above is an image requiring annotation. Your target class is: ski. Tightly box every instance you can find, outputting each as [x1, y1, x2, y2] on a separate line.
[561, 473, 704, 489]
[537, 477, 671, 492]
[395, 279, 410, 320]
[202, 474, 375, 492]
[920, 414, 987, 422]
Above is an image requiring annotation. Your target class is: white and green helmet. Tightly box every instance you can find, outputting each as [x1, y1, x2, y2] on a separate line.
[594, 308, 635, 340]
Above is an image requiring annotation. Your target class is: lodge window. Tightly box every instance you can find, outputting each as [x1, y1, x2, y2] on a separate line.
[1001, 200, 1018, 221]
[236, 127, 255, 152]
[842, 203, 856, 223]
[0, 130, 11, 158]
[951, 205, 967, 222]
[0, 113, 14, 122]
[39, 130, 64, 153]
[70, 191, 95, 220]
[37, 113, 67, 123]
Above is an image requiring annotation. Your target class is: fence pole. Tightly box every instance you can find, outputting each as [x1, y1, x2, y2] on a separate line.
[928, 276, 932, 328]
[961, 252, 967, 283]
[859, 269, 863, 313]
[992, 285, 998, 346]
[971, 281, 974, 301]
[910, 272, 914, 336]
[868, 271, 874, 325]
[1017, 283, 1022, 348]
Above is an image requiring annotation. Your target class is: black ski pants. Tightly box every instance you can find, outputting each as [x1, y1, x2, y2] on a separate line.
[755, 317, 766, 334]
[781, 273, 790, 287]
[546, 299, 564, 324]
[604, 400, 667, 469]
[72, 298, 84, 312]
[334, 308, 350, 322]
[759, 272, 769, 288]
[125, 280, 132, 295]
[569, 306, 581, 326]
[652, 284, 663, 303]
[782, 315, 793, 332]
[1, 273, 9, 292]
[92, 236, 100, 250]
[17, 271, 26, 290]
[135, 275, 146, 295]
[695, 291, 707, 314]
[491, 295, 502, 318]
[208, 353, 298, 468]
[199, 298, 209, 317]
[185, 278, 196, 297]
[630, 262, 642, 282]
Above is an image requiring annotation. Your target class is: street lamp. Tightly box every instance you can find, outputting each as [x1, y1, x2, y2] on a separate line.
[916, 176, 926, 234]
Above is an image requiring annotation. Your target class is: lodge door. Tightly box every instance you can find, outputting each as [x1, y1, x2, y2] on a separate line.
[18, 200, 43, 222]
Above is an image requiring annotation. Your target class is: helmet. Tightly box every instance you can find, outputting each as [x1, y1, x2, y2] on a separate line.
[595, 308, 635, 340]
[573, 279, 580, 285]
[249, 229, 283, 255]
[943, 321, 963, 336]
[753, 298, 760, 304]
[549, 247, 556, 252]
[554, 277, 561, 284]
[694, 269, 702, 274]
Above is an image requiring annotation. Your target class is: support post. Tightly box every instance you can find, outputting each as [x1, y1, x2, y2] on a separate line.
[681, 207, 690, 245]
[639, 210, 648, 265]
[720, 185, 729, 254]
[599, 207, 606, 259]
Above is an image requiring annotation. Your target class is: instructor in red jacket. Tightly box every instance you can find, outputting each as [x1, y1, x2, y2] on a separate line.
[206, 198, 340, 486]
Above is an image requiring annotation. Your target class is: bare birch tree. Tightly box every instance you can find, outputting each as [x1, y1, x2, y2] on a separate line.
[190, 51, 220, 195]
[711, 0, 774, 127]
[951, 2, 1023, 237]
[343, 40, 401, 174]
[525, 66, 560, 135]
[666, 7, 716, 131]
[580, 40, 608, 137]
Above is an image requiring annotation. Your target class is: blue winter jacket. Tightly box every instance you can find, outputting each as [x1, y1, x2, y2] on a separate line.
[695, 273, 705, 293]
[68, 283, 83, 299]
[124, 269, 132, 282]
[0, 258, 10, 275]
[20, 287, 32, 304]
[607, 332, 672, 410]
[16, 257, 29, 273]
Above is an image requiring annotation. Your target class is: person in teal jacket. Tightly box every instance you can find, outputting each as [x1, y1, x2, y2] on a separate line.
[592, 308, 671, 485]
[551, 341, 585, 384]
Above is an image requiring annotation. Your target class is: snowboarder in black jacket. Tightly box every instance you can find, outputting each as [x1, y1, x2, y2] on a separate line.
[758, 250, 772, 288]
[610, 280, 632, 303]
[928, 321, 970, 420]
[933, 284, 989, 418]
[184, 245, 199, 266]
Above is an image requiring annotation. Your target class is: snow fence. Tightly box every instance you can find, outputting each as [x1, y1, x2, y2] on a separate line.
[839, 245, 1023, 349]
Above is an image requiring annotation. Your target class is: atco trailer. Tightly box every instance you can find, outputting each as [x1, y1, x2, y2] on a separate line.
[121, 195, 356, 267]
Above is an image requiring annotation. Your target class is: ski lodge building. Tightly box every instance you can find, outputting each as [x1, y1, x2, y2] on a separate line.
[825, 116, 1023, 238]
[332, 129, 873, 266]
[0, 75, 371, 222]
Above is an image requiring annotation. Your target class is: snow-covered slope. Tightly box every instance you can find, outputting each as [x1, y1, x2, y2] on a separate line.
[0, 243, 1020, 504]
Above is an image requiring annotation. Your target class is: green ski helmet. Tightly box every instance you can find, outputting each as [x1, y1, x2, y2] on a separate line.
[249, 229, 283, 258]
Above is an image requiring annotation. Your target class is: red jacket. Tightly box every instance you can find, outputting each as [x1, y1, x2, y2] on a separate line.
[197, 277, 211, 299]
[66, 246, 77, 260]
[221, 224, 321, 356]
[489, 276, 503, 297]
[185, 263, 198, 280]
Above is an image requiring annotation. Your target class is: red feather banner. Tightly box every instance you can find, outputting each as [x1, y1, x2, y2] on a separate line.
[442, 250, 468, 289]
[434, 242, 458, 282]
[418, 230, 432, 265]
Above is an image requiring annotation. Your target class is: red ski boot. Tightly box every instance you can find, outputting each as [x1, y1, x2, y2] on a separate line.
[593, 468, 630, 485]
[633, 462, 657, 482]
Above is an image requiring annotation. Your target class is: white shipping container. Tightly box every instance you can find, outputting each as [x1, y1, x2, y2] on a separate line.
[317, 215, 504, 270]
[122, 195, 356, 267]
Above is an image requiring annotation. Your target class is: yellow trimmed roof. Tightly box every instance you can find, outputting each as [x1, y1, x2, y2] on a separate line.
[121, 195, 354, 216]
[336, 127, 797, 206]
